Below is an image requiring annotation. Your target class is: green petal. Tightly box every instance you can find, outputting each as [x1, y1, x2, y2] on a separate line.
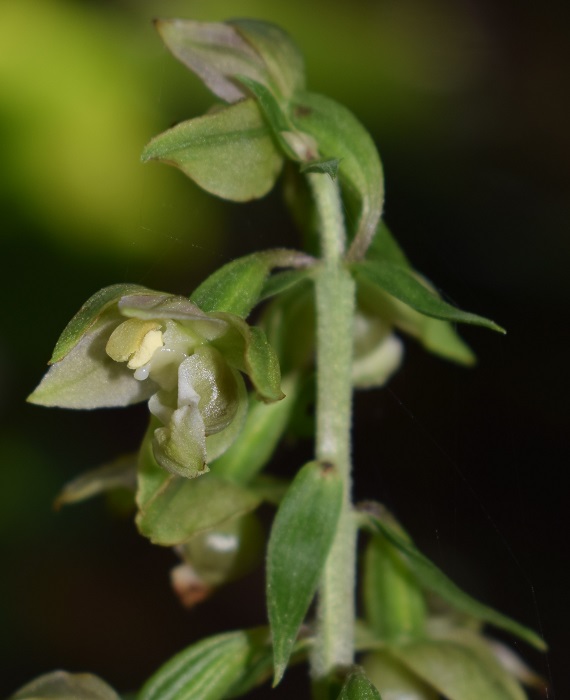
[152, 403, 208, 479]
[118, 293, 226, 341]
[141, 98, 283, 203]
[28, 313, 156, 409]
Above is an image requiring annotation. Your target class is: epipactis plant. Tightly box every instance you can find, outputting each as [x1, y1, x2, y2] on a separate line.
[20, 18, 546, 700]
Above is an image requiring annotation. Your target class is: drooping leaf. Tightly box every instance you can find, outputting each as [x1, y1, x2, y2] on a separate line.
[337, 667, 383, 700]
[290, 91, 384, 260]
[212, 375, 298, 484]
[49, 284, 149, 364]
[139, 630, 253, 700]
[141, 98, 283, 202]
[267, 461, 343, 684]
[55, 453, 137, 509]
[387, 639, 527, 700]
[363, 513, 546, 651]
[136, 434, 260, 546]
[10, 671, 120, 700]
[353, 260, 505, 333]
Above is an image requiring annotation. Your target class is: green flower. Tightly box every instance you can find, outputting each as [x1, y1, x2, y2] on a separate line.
[29, 284, 283, 478]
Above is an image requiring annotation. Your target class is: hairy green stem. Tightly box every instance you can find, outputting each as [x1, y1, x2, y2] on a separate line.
[308, 173, 357, 683]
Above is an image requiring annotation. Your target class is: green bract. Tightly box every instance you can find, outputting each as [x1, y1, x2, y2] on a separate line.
[28, 285, 282, 478]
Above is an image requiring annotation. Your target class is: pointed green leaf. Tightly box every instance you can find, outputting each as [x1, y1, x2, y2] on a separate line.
[141, 99, 283, 202]
[136, 435, 260, 546]
[267, 460, 343, 684]
[290, 91, 384, 260]
[363, 534, 426, 642]
[49, 284, 149, 364]
[363, 652, 438, 700]
[139, 630, 252, 700]
[212, 375, 298, 484]
[387, 639, 526, 700]
[10, 671, 120, 700]
[363, 514, 546, 650]
[337, 667, 383, 700]
[55, 453, 137, 509]
[353, 260, 505, 333]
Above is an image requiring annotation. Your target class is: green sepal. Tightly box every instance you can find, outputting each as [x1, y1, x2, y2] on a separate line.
[212, 375, 298, 484]
[154, 19, 304, 104]
[353, 260, 505, 333]
[363, 533, 426, 642]
[54, 453, 137, 509]
[10, 671, 120, 700]
[211, 313, 284, 402]
[337, 667, 383, 700]
[191, 253, 272, 318]
[361, 510, 546, 651]
[267, 460, 344, 685]
[141, 98, 283, 202]
[136, 430, 260, 546]
[190, 250, 314, 318]
[139, 630, 254, 700]
[49, 283, 150, 364]
[290, 91, 384, 260]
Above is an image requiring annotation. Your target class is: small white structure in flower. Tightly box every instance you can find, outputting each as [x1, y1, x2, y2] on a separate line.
[29, 285, 283, 478]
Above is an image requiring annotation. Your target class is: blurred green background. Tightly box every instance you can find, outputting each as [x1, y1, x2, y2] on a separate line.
[1, 0, 568, 697]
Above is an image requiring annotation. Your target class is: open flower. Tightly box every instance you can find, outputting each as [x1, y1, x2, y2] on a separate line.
[29, 284, 283, 478]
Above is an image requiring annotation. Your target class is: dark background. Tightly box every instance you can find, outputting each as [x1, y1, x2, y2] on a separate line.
[1, 0, 568, 697]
